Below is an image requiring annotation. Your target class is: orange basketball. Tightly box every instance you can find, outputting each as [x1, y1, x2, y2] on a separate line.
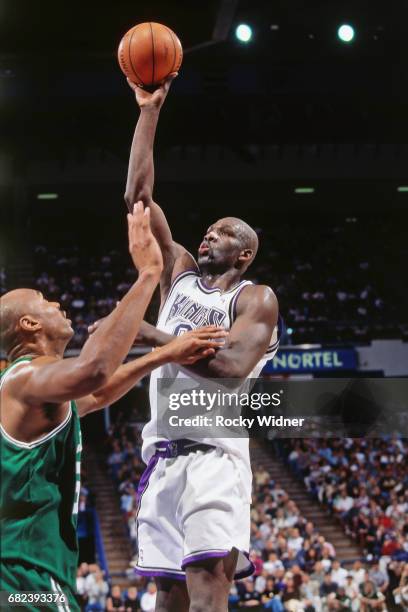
[118, 22, 183, 88]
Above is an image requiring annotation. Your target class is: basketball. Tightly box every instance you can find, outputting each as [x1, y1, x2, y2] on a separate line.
[118, 22, 183, 87]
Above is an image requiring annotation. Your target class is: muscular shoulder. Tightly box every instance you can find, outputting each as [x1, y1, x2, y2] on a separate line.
[236, 284, 278, 321]
[2, 357, 58, 397]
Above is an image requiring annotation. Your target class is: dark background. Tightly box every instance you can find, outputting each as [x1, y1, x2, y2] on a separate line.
[0, 0, 407, 336]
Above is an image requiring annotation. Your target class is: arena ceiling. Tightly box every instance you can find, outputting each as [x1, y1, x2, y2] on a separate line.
[1, 1, 407, 157]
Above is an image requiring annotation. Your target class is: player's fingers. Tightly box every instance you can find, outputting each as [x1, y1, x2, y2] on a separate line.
[133, 201, 144, 233]
[142, 206, 152, 234]
[163, 73, 178, 88]
[200, 348, 216, 358]
[194, 338, 226, 348]
[126, 77, 138, 91]
[186, 348, 216, 363]
[88, 322, 97, 335]
[127, 213, 134, 245]
[192, 328, 228, 339]
[191, 325, 226, 335]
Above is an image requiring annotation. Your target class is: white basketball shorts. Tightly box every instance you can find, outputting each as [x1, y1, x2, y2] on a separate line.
[134, 446, 253, 581]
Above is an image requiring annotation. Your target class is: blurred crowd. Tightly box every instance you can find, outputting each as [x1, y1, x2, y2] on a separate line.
[280, 438, 408, 562]
[76, 562, 157, 611]
[1, 216, 404, 348]
[103, 419, 408, 610]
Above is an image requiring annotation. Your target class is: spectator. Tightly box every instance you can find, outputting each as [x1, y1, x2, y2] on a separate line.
[85, 570, 109, 611]
[328, 586, 352, 611]
[76, 563, 90, 610]
[319, 573, 338, 599]
[106, 585, 125, 612]
[238, 578, 262, 607]
[124, 586, 141, 612]
[140, 582, 157, 612]
[331, 561, 348, 588]
[358, 578, 386, 611]
[368, 561, 389, 594]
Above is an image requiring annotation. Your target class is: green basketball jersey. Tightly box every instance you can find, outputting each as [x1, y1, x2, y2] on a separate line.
[0, 357, 82, 592]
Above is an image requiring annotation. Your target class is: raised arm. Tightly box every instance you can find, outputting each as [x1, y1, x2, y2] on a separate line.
[10, 204, 163, 405]
[185, 285, 279, 379]
[123, 77, 197, 300]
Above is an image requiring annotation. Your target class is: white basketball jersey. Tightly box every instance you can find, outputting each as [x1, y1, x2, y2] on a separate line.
[143, 271, 280, 469]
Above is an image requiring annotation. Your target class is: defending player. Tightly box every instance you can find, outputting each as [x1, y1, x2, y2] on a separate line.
[124, 79, 281, 611]
[0, 203, 225, 612]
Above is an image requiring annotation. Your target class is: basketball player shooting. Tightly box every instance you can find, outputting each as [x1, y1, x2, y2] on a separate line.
[0, 204, 225, 612]
[124, 78, 281, 612]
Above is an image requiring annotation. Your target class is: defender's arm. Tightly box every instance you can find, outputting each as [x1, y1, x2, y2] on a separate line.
[10, 205, 163, 405]
[77, 327, 227, 416]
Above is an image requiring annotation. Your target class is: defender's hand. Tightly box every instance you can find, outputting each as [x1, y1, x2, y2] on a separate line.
[162, 326, 228, 365]
[88, 317, 105, 335]
[127, 201, 163, 275]
[127, 73, 177, 110]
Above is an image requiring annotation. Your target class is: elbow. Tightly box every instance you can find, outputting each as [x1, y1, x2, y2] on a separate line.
[207, 356, 245, 380]
[90, 362, 110, 388]
[76, 359, 110, 393]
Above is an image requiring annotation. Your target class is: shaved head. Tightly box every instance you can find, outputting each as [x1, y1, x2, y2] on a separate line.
[198, 216, 260, 276]
[218, 217, 259, 262]
[0, 289, 42, 355]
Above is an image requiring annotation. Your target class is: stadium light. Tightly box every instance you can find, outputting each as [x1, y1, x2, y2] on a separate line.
[37, 193, 59, 200]
[235, 24, 253, 43]
[337, 24, 355, 43]
[294, 187, 315, 194]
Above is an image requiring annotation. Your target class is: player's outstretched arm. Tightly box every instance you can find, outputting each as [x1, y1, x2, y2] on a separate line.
[88, 318, 175, 347]
[77, 326, 227, 416]
[11, 204, 163, 405]
[124, 77, 198, 300]
[185, 285, 278, 379]
[124, 79, 176, 257]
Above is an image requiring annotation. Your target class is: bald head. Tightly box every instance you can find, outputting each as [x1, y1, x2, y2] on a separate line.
[218, 217, 259, 263]
[0, 289, 43, 356]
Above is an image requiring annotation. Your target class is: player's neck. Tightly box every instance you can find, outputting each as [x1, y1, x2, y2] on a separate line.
[199, 268, 242, 292]
[10, 338, 67, 362]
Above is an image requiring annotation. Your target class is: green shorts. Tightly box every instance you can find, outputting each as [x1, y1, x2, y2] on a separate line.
[0, 561, 79, 612]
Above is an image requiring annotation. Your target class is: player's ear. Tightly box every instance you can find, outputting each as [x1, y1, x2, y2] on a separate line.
[238, 248, 254, 266]
[19, 315, 42, 333]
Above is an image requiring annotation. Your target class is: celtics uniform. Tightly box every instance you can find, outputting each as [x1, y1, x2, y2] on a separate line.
[0, 357, 82, 611]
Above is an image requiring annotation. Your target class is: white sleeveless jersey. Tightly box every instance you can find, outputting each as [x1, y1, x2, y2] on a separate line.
[143, 270, 280, 469]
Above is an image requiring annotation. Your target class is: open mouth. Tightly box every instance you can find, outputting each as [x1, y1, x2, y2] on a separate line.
[198, 243, 210, 255]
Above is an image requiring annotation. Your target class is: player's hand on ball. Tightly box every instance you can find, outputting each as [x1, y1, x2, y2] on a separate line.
[127, 73, 177, 110]
[164, 326, 228, 365]
[128, 201, 163, 275]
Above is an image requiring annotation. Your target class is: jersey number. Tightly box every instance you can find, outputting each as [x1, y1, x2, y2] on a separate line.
[174, 323, 193, 336]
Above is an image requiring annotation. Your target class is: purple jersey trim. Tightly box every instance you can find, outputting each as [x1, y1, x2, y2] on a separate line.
[137, 454, 160, 502]
[182, 549, 230, 568]
[197, 277, 248, 296]
[228, 281, 252, 324]
[134, 566, 186, 582]
[234, 562, 255, 580]
[158, 269, 199, 317]
[182, 549, 255, 580]
[135, 551, 254, 582]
